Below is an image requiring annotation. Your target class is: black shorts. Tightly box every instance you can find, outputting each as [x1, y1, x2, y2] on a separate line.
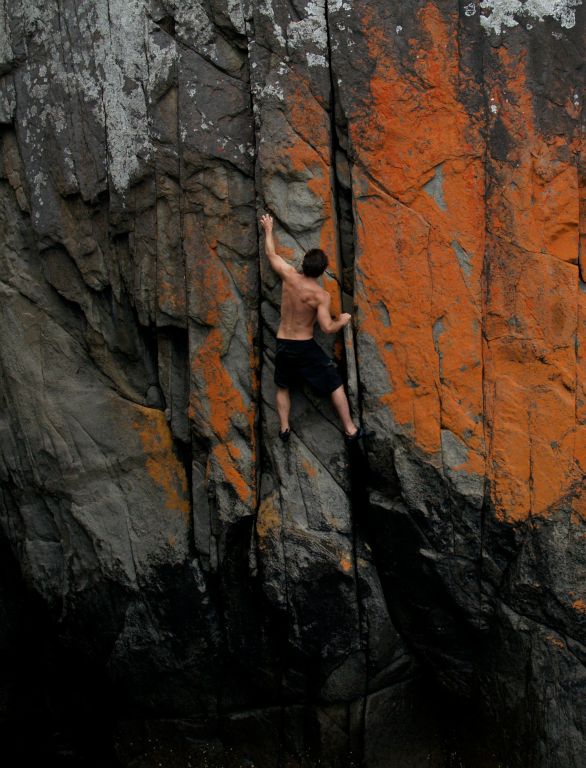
[274, 338, 343, 396]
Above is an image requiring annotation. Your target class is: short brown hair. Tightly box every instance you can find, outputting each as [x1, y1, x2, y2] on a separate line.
[302, 248, 328, 277]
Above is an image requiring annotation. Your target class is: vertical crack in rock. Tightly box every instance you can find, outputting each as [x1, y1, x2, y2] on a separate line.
[577, 141, 586, 283]
[478, 70, 490, 628]
[245, 2, 397, 760]
[324, 3, 369, 758]
[324, 2, 355, 301]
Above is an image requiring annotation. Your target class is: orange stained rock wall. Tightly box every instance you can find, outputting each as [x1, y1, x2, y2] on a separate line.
[352, 3, 486, 475]
[185, 212, 258, 520]
[132, 405, 190, 522]
[346, 2, 582, 521]
[483, 45, 582, 521]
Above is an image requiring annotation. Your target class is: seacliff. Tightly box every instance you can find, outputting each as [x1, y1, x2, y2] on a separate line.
[0, 1, 584, 766]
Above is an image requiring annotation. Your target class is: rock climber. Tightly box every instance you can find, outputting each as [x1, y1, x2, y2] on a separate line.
[260, 213, 370, 444]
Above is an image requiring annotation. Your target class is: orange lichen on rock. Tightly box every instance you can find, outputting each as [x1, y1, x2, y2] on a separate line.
[256, 492, 282, 546]
[299, 456, 318, 479]
[132, 405, 190, 521]
[483, 45, 581, 521]
[579, 153, 586, 280]
[572, 598, 586, 614]
[350, 3, 581, 520]
[191, 326, 250, 439]
[486, 50, 579, 261]
[210, 442, 253, 506]
[352, 2, 485, 472]
[355, 192, 441, 455]
[189, 241, 257, 511]
[576, 282, 586, 425]
[546, 635, 566, 650]
[484, 245, 578, 520]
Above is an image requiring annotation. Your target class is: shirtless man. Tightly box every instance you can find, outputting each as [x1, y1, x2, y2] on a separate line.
[261, 213, 368, 443]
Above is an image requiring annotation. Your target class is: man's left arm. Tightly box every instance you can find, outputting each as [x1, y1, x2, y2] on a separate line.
[260, 214, 295, 280]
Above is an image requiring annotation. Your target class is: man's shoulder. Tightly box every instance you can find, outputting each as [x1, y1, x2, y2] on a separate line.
[282, 266, 301, 283]
[316, 286, 330, 304]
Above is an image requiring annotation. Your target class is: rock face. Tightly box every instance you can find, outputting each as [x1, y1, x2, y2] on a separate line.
[0, 1, 584, 766]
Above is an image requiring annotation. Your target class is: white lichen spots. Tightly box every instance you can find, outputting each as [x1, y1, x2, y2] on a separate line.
[329, 0, 352, 10]
[63, 146, 75, 175]
[257, 0, 286, 46]
[90, 0, 153, 193]
[274, 24, 287, 47]
[32, 170, 48, 202]
[146, 35, 178, 96]
[260, 82, 284, 101]
[226, 0, 246, 35]
[479, 0, 582, 35]
[306, 52, 327, 67]
[48, 104, 67, 134]
[15, 0, 159, 196]
[464, 2, 477, 15]
[490, 103, 499, 113]
[174, 1, 217, 55]
[287, 0, 328, 50]
[396, 25, 403, 33]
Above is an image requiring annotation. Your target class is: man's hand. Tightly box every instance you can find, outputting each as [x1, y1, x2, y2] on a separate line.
[318, 299, 352, 334]
[260, 213, 293, 280]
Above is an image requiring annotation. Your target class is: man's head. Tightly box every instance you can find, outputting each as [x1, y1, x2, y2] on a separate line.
[302, 248, 328, 278]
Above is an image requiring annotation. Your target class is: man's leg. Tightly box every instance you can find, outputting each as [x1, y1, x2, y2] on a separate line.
[276, 386, 291, 433]
[331, 385, 357, 436]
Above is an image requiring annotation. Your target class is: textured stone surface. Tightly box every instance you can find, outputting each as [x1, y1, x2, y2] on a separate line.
[0, 1, 584, 766]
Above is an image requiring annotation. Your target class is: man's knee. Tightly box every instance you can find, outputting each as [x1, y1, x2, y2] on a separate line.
[330, 384, 345, 398]
[276, 386, 290, 404]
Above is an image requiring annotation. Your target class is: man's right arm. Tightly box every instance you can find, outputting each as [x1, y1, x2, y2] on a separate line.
[317, 292, 351, 334]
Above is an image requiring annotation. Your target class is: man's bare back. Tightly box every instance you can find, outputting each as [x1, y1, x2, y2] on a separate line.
[278, 272, 327, 340]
